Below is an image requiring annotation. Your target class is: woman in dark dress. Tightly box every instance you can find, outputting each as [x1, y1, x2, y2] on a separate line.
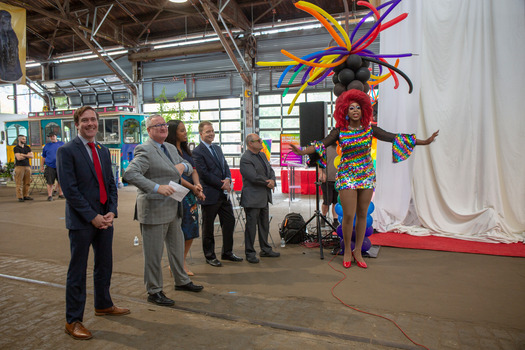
[166, 119, 205, 276]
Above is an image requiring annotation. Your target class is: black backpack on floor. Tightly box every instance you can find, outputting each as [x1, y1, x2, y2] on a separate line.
[279, 213, 306, 244]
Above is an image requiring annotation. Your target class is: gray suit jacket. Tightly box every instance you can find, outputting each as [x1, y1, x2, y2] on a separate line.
[239, 150, 275, 209]
[123, 139, 192, 225]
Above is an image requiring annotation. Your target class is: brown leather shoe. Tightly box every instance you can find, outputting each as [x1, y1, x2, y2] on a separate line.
[94, 305, 130, 316]
[65, 321, 92, 340]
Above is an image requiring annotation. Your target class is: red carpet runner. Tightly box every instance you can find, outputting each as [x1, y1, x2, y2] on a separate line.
[370, 232, 525, 257]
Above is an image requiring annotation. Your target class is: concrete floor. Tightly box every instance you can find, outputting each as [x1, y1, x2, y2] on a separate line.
[0, 183, 524, 349]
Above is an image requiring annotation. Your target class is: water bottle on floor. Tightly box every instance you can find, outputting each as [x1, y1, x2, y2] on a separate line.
[134, 236, 139, 246]
[280, 237, 286, 248]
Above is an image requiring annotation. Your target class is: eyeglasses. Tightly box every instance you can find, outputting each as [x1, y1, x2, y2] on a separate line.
[250, 138, 262, 143]
[150, 123, 169, 128]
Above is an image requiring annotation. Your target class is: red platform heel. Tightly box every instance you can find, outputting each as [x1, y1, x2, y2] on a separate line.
[343, 260, 351, 269]
[352, 251, 367, 269]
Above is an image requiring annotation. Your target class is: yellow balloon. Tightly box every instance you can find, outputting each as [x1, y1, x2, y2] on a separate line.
[334, 155, 341, 168]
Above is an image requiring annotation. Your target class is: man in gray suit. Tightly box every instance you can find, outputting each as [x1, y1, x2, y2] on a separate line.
[240, 134, 280, 263]
[123, 115, 203, 307]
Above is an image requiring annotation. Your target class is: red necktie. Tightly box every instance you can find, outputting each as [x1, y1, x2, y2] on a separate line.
[88, 142, 107, 204]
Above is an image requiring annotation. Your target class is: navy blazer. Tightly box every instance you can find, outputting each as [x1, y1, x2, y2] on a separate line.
[57, 137, 118, 230]
[192, 142, 231, 205]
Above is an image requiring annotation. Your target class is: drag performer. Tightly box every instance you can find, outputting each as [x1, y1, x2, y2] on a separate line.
[291, 89, 438, 269]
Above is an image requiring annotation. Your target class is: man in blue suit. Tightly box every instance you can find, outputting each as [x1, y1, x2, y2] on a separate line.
[57, 106, 129, 340]
[193, 121, 243, 267]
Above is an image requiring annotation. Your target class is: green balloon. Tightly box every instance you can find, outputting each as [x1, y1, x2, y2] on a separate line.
[337, 194, 341, 205]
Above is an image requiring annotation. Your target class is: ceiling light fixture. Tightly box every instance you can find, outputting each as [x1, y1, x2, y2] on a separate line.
[169, 0, 188, 3]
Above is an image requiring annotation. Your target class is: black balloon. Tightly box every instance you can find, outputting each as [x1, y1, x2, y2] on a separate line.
[355, 67, 371, 83]
[346, 54, 362, 71]
[333, 61, 347, 73]
[347, 80, 364, 92]
[363, 82, 370, 93]
[361, 60, 370, 68]
[338, 68, 355, 86]
[332, 73, 339, 84]
[333, 83, 346, 96]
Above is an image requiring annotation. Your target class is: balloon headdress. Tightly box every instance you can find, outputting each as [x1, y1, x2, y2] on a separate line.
[334, 89, 373, 129]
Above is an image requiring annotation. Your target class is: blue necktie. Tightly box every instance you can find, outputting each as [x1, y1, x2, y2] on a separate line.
[161, 144, 173, 163]
[209, 145, 224, 176]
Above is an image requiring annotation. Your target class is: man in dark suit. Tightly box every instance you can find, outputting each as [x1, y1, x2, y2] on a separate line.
[192, 121, 243, 267]
[57, 106, 129, 340]
[123, 115, 203, 307]
[240, 134, 280, 263]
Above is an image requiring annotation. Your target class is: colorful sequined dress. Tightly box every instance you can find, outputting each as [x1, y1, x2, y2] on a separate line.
[314, 126, 416, 190]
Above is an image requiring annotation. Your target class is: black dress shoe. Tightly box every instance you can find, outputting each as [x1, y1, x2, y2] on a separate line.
[147, 291, 174, 306]
[18, 198, 24, 202]
[221, 253, 243, 262]
[23, 196, 33, 200]
[175, 282, 204, 292]
[260, 250, 280, 258]
[247, 256, 260, 264]
[206, 258, 222, 267]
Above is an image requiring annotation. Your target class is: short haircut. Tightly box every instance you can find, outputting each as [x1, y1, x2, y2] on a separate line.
[74, 106, 99, 124]
[198, 121, 213, 133]
[245, 134, 255, 144]
[146, 114, 164, 128]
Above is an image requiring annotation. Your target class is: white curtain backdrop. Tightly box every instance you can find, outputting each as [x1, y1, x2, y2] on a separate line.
[373, 0, 525, 243]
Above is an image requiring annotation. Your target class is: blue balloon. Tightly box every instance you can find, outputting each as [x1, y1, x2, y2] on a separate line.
[338, 216, 344, 224]
[368, 202, 375, 215]
[361, 237, 372, 252]
[366, 215, 373, 227]
[350, 240, 355, 251]
[336, 225, 343, 238]
[351, 229, 356, 240]
[335, 203, 344, 217]
[339, 238, 345, 254]
[365, 225, 374, 237]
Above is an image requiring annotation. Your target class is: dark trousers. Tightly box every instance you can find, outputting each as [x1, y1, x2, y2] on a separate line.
[244, 206, 272, 258]
[201, 194, 235, 260]
[66, 225, 113, 323]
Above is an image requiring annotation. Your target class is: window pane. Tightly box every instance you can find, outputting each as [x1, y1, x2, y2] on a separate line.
[44, 122, 61, 141]
[306, 91, 331, 102]
[16, 85, 30, 115]
[259, 106, 280, 117]
[221, 110, 240, 120]
[201, 110, 219, 121]
[259, 130, 281, 141]
[200, 99, 219, 109]
[220, 98, 240, 108]
[123, 118, 141, 143]
[143, 103, 160, 113]
[63, 121, 76, 143]
[220, 121, 241, 131]
[258, 94, 281, 105]
[283, 93, 305, 105]
[181, 100, 198, 110]
[106, 118, 120, 143]
[0, 85, 14, 114]
[7, 124, 26, 145]
[259, 119, 281, 129]
[221, 133, 241, 143]
[284, 105, 299, 116]
[221, 144, 241, 155]
[283, 118, 299, 129]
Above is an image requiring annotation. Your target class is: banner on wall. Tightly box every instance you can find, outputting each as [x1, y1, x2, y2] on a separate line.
[261, 139, 271, 161]
[280, 133, 302, 167]
[0, 3, 26, 84]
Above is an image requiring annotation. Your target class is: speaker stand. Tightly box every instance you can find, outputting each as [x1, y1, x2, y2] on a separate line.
[295, 164, 339, 259]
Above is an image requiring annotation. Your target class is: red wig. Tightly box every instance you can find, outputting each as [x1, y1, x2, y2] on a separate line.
[333, 89, 373, 129]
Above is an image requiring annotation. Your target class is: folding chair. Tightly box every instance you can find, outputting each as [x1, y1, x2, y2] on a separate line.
[29, 152, 47, 195]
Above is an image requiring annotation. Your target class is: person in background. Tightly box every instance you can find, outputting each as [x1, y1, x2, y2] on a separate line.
[41, 132, 65, 201]
[57, 106, 129, 340]
[240, 133, 280, 263]
[165, 119, 205, 276]
[320, 144, 339, 227]
[192, 121, 243, 267]
[291, 89, 438, 269]
[13, 135, 33, 202]
[123, 115, 203, 308]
